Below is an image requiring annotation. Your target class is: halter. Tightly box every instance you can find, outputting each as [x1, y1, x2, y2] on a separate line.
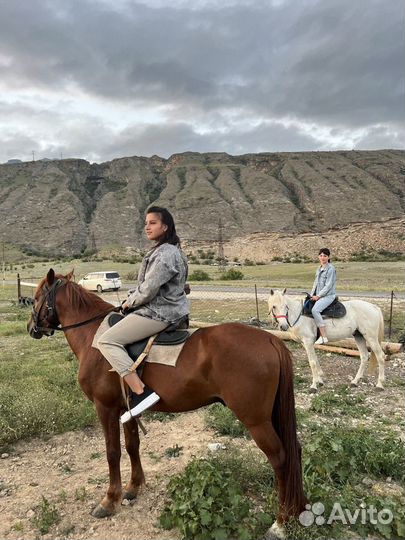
[31, 278, 119, 334]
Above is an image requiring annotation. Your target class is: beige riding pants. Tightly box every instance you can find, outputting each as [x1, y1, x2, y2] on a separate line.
[97, 314, 169, 377]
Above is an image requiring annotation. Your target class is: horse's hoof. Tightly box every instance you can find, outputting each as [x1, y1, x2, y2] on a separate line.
[122, 491, 137, 502]
[376, 386, 385, 392]
[91, 504, 114, 519]
[309, 387, 318, 394]
[318, 381, 324, 387]
[351, 381, 358, 387]
[263, 521, 286, 539]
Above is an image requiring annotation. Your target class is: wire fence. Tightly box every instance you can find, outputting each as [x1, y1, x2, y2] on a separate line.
[16, 275, 405, 341]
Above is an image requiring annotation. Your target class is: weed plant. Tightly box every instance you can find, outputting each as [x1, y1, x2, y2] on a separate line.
[309, 385, 371, 417]
[205, 404, 250, 438]
[30, 496, 60, 535]
[160, 458, 257, 540]
[163, 422, 405, 539]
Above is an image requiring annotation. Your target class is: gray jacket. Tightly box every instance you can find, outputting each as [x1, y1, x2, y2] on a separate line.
[126, 243, 189, 323]
[310, 263, 337, 298]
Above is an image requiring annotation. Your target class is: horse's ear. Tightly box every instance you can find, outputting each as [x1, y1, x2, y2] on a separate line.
[46, 268, 55, 285]
[270, 289, 274, 295]
[282, 288, 287, 294]
[66, 269, 75, 282]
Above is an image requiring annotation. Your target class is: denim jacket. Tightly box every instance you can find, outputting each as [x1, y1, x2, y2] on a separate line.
[126, 243, 189, 323]
[310, 263, 337, 298]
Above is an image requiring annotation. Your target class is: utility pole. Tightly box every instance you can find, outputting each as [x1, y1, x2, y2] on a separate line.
[89, 232, 97, 254]
[218, 218, 225, 272]
[2, 241, 5, 288]
[32, 150, 35, 162]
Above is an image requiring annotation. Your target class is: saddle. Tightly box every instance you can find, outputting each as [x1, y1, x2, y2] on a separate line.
[303, 295, 346, 319]
[107, 313, 190, 364]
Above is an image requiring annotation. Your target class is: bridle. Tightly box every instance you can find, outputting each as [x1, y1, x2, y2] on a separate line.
[270, 301, 303, 328]
[31, 279, 119, 334]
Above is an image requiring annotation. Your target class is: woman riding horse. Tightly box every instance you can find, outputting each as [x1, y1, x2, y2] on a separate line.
[96, 206, 189, 423]
[310, 247, 337, 345]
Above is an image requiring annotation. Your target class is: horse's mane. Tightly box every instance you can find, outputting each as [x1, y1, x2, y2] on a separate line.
[39, 274, 115, 313]
[65, 280, 114, 312]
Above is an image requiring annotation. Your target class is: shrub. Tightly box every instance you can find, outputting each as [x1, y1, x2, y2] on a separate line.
[160, 458, 254, 539]
[189, 270, 211, 281]
[221, 268, 244, 280]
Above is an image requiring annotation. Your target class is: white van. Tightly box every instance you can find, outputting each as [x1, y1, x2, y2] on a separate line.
[78, 271, 122, 293]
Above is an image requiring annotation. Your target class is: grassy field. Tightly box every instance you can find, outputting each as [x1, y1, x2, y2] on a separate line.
[5, 259, 405, 293]
[0, 255, 403, 449]
[0, 299, 96, 450]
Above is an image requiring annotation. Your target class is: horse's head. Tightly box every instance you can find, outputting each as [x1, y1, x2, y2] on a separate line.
[27, 268, 74, 339]
[268, 288, 289, 331]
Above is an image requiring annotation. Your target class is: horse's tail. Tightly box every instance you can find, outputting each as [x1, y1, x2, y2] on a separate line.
[272, 341, 307, 518]
[368, 307, 385, 374]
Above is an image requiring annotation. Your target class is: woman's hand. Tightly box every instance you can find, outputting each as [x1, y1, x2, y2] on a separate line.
[311, 295, 320, 301]
[121, 301, 131, 312]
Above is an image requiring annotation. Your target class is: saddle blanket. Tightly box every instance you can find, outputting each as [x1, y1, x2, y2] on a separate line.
[92, 313, 196, 367]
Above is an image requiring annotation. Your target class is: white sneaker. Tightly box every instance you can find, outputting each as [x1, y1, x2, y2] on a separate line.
[314, 336, 328, 345]
[120, 386, 160, 424]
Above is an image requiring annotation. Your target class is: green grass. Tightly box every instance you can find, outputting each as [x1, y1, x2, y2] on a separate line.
[0, 305, 96, 447]
[3, 260, 404, 292]
[190, 298, 269, 323]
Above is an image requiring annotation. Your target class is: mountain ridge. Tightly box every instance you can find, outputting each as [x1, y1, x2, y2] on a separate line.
[0, 149, 403, 258]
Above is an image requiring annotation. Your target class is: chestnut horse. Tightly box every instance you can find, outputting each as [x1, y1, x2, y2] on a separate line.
[27, 270, 306, 536]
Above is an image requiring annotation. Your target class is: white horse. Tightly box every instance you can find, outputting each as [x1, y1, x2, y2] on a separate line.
[268, 289, 385, 393]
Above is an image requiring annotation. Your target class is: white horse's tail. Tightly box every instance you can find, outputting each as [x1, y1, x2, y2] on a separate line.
[368, 308, 384, 374]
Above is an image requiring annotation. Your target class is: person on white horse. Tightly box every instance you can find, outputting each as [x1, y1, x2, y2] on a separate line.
[310, 247, 337, 345]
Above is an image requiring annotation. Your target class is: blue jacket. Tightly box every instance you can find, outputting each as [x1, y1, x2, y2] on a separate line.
[127, 243, 189, 323]
[310, 263, 337, 298]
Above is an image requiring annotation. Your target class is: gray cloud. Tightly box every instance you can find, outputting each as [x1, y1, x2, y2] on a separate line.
[0, 0, 403, 162]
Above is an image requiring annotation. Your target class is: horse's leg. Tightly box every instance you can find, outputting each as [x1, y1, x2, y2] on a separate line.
[247, 421, 289, 531]
[351, 334, 370, 387]
[302, 339, 324, 392]
[91, 402, 123, 518]
[366, 338, 386, 390]
[122, 418, 145, 501]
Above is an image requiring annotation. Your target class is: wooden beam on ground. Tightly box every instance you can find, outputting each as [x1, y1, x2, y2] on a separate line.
[314, 344, 360, 357]
[189, 320, 403, 355]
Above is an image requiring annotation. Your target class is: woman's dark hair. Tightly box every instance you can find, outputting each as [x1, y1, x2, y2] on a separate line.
[147, 206, 180, 246]
[319, 247, 331, 261]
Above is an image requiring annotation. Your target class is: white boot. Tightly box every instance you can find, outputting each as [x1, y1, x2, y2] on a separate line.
[314, 336, 328, 345]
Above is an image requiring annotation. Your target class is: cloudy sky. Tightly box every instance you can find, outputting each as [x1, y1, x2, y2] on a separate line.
[0, 0, 403, 163]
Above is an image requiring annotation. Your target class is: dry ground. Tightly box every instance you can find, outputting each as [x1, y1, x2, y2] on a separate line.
[0, 347, 404, 540]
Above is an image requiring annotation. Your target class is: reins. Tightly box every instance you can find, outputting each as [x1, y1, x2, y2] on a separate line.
[47, 309, 120, 332]
[32, 278, 120, 333]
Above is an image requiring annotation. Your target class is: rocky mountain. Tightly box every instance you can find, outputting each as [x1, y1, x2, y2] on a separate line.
[0, 150, 403, 260]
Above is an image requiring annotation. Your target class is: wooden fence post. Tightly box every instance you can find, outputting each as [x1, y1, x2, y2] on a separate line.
[17, 273, 21, 302]
[254, 284, 260, 321]
[388, 291, 394, 340]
